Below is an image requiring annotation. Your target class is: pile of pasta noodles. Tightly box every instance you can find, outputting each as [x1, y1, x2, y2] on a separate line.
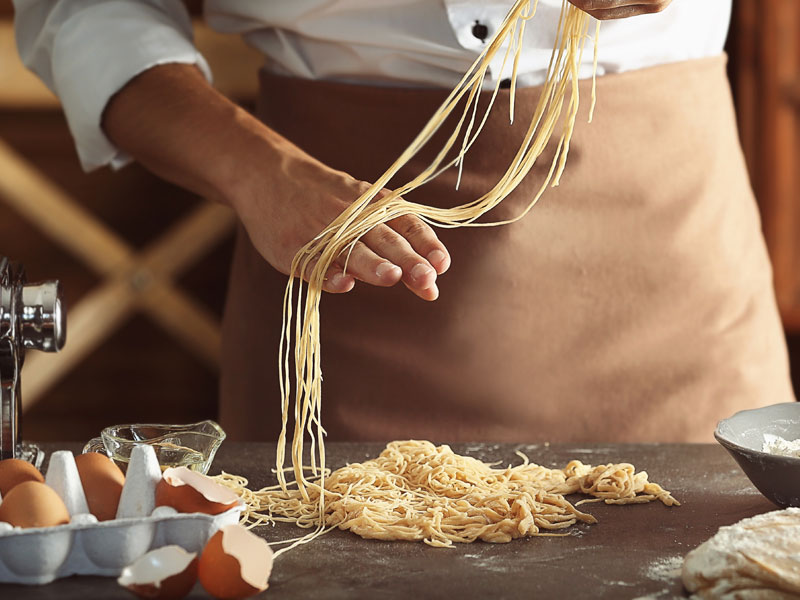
[216, 0, 681, 555]
[215, 441, 679, 551]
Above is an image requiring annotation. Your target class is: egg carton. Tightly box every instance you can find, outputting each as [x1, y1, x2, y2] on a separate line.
[0, 446, 242, 585]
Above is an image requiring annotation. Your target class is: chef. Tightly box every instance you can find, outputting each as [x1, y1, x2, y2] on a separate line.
[13, 0, 795, 443]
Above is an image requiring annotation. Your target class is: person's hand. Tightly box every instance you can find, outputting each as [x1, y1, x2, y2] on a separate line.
[231, 138, 450, 301]
[102, 64, 449, 302]
[568, 0, 672, 20]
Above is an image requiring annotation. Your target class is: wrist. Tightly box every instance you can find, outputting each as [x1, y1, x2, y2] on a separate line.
[219, 113, 343, 222]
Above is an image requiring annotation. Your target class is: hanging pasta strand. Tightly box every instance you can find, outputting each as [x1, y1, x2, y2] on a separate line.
[263, 0, 605, 556]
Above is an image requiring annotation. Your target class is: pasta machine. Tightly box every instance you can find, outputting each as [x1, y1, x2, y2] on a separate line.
[0, 256, 66, 465]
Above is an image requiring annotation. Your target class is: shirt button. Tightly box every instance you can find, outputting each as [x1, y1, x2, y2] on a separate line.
[471, 20, 488, 42]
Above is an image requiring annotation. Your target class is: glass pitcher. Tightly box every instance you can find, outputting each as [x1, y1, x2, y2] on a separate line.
[83, 420, 225, 474]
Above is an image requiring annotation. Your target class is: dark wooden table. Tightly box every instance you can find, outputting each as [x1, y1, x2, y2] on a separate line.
[0, 442, 775, 599]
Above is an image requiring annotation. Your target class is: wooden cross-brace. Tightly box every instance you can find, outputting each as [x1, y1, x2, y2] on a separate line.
[0, 137, 236, 411]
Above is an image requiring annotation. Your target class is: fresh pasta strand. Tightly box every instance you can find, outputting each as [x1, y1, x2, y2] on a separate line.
[215, 441, 680, 551]
[256, 0, 609, 556]
[280, 0, 592, 490]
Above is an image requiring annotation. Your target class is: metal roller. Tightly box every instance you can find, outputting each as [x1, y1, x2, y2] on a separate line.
[0, 256, 65, 464]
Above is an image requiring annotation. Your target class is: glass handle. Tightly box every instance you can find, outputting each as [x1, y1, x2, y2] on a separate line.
[82, 437, 107, 455]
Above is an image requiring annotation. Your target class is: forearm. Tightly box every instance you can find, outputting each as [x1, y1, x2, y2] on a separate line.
[101, 62, 290, 208]
[101, 62, 448, 299]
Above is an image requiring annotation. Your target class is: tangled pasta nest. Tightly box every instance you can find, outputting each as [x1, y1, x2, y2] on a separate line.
[215, 440, 678, 548]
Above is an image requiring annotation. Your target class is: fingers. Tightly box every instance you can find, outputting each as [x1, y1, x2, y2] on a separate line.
[334, 239, 406, 287]
[369, 216, 451, 301]
[372, 187, 451, 279]
[298, 215, 451, 300]
[580, 0, 662, 8]
[387, 215, 451, 275]
[299, 179, 452, 300]
[302, 256, 355, 294]
[330, 215, 450, 301]
[586, 3, 671, 20]
[323, 267, 356, 294]
[570, 0, 672, 19]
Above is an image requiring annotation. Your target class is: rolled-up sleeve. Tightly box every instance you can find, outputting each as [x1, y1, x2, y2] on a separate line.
[13, 0, 213, 171]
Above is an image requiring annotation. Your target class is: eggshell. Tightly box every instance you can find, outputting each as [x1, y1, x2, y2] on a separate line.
[198, 525, 272, 600]
[74, 452, 125, 521]
[155, 467, 239, 516]
[0, 481, 70, 528]
[118, 545, 198, 600]
[0, 458, 44, 496]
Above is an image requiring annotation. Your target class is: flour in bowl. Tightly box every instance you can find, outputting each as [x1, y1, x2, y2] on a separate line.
[762, 434, 800, 458]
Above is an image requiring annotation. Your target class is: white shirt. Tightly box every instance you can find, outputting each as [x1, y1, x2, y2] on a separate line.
[13, 0, 732, 172]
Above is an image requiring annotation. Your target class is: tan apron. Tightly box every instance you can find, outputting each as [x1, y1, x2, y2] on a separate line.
[220, 55, 795, 443]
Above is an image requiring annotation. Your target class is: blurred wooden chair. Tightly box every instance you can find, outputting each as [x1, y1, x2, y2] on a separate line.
[0, 17, 261, 411]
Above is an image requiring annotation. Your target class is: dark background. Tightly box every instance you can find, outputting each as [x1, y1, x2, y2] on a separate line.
[0, 1, 797, 442]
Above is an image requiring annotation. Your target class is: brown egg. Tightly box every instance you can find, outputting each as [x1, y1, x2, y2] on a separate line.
[198, 525, 272, 600]
[74, 452, 125, 521]
[0, 458, 44, 496]
[0, 481, 70, 528]
[155, 467, 239, 515]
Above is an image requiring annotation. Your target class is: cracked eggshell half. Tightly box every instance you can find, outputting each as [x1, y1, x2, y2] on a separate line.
[118, 545, 198, 600]
[198, 524, 273, 600]
[155, 467, 240, 515]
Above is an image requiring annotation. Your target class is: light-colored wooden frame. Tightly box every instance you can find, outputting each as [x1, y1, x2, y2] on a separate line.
[0, 18, 262, 409]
